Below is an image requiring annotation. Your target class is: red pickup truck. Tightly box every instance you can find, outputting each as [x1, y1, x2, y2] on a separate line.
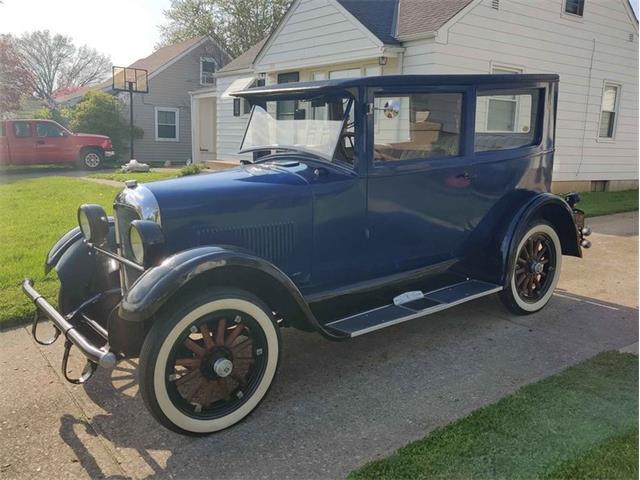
[0, 119, 114, 169]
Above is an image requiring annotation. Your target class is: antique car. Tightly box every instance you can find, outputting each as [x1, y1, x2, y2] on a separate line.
[23, 74, 591, 435]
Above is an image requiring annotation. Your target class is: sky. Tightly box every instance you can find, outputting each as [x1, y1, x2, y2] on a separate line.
[0, 0, 638, 67]
[0, 0, 172, 66]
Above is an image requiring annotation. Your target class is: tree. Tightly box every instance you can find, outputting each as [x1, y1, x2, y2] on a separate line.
[0, 35, 31, 114]
[12, 30, 111, 105]
[159, 0, 291, 57]
[68, 91, 143, 157]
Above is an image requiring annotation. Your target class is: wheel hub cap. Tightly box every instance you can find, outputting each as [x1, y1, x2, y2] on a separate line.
[530, 262, 544, 274]
[213, 357, 233, 378]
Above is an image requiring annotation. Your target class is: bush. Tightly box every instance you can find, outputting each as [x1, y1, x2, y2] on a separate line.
[32, 106, 72, 128]
[68, 91, 143, 159]
[178, 164, 204, 177]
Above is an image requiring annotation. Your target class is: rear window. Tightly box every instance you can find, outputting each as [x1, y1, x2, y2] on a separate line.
[475, 89, 541, 152]
[14, 122, 32, 138]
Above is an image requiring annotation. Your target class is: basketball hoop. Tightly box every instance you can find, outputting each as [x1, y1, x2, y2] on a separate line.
[112, 66, 148, 93]
[112, 67, 149, 159]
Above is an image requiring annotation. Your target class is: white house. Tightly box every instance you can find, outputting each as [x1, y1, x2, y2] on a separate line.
[203, 0, 639, 192]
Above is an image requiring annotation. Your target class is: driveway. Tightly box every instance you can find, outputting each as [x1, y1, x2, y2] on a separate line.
[0, 212, 637, 479]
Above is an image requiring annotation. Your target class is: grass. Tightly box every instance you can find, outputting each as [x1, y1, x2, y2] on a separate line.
[0, 177, 119, 327]
[349, 351, 638, 480]
[575, 189, 638, 217]
[89, 169, 181, 183]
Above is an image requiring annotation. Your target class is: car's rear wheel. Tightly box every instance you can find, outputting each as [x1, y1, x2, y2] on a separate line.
[499, 221, 562, 315]
[138, 289, 281, 435]
[79, 148, 103, 170]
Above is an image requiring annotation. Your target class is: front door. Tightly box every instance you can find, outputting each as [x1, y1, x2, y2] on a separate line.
[365, 86, 476, 278]
[35, 122, 73, 162]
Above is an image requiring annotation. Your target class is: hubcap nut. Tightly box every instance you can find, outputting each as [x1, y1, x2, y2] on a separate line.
[213, 358, 233, 377]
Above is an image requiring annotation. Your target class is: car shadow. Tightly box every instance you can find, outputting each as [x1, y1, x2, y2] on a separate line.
[57, 292, 638, 479]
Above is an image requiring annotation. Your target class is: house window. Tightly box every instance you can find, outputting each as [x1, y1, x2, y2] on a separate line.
[475, 89, 541, 152]
[564, 0, 585, 16]
[155, 107, 179, 141]
[373, 92, 463, 163]
[200, 57, 217, 85]
[599, 83, 620, 139]
[276, 72, 299, 120]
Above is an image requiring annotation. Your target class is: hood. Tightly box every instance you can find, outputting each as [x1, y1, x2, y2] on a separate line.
[143, 160, 316, 253]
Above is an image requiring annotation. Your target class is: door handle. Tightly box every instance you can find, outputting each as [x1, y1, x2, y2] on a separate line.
[36, 140, 45, 145]
[456, 171, 472, 180]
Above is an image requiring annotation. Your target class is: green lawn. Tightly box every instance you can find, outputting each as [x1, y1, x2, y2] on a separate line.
[349, 351, 638, 480]
[577, 190, 638, 217]
[89, 169, 182, 183]
[0, 177, 119, 327]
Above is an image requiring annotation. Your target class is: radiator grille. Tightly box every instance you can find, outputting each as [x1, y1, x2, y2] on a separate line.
[114, 204, 141, 287]
[197, 223, 295, 262]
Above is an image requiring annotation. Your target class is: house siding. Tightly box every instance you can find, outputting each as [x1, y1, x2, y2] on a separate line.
[130, 40, 228, 164]
[401, 0, 639, 183]
[215, 73, 254, 162]
[256, 0, 383, 71]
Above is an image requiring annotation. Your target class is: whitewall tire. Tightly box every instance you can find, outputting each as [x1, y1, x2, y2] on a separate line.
[499, 221, 562, 315]
[139, 289, 280, 435]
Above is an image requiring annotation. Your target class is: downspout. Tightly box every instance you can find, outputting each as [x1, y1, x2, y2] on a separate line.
[575, 38, 596, 179]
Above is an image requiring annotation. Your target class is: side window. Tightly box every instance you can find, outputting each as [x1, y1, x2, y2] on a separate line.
[373, 92, 462, 163]
[36, 122, 64, 137]
[14, 122, 32, 138]
[475, 89, 541, 152]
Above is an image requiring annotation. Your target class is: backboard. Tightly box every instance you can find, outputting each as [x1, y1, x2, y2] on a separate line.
[112, 66, 149, 93]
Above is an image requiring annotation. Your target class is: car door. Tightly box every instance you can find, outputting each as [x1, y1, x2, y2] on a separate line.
[9, 121, 36, 164]
[35, 122, 72, 162]
[365, 85, 477, 278]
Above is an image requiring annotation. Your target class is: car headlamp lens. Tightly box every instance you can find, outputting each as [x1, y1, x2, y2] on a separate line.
[78, 209, 91, 240]
[129, 225, 145, 264]
[77, 204, 109, 244]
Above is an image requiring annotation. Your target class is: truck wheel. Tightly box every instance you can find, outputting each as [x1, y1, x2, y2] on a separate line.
[499, 221, 562, 315]
[79, 148, 103, 170]
[138, 288, 281, 436]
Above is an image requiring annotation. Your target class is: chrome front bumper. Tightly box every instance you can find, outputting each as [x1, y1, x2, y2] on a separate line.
[22, 278, 117, 382]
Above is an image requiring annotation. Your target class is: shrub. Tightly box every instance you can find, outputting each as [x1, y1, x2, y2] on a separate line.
[178, 164, 204, 177]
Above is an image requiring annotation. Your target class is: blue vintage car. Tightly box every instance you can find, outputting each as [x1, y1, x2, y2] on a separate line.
[24, 74, 591, 435]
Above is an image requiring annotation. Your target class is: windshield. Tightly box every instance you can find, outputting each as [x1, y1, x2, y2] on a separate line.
[239, 97, 354, 164]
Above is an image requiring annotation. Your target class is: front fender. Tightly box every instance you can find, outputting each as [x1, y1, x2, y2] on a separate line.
[118, 246, 324, 332]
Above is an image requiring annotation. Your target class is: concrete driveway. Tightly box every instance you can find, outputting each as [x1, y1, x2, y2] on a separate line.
[0, 212, 637, 479]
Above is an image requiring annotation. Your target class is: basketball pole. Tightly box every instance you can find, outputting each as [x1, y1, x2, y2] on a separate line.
[128, 81, 134, 159]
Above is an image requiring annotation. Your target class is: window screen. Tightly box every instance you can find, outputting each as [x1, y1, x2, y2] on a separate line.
[156, 109, 178, 140]
[599, 84, 619, 138]
[373, 93, 462, 163]
[565, 0, 585, 16]
[475, 89, 540, 151]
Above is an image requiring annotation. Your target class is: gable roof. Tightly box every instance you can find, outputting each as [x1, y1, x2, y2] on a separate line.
[217, 38, 268, 75]
[396, 0, 475, 38]
[336, 0, 400, 45]
[57, 36, 223, 103]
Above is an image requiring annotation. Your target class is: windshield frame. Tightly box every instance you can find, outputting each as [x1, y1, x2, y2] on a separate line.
[237, 94, 355, 166]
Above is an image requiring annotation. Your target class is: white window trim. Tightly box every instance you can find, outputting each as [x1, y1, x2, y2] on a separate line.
[561, 0, 585, 21]
[596, 81, 622, 143]
[200, 57, 217, 86]
[485, 64, 524, 133]
[155, 107, 179, 142]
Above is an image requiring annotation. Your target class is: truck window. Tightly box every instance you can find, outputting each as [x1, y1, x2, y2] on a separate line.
[475, 89, 541, 152]
[36, 122, 65, 138]
[14, 122, 32, 138]
[373, 93, 462, 163]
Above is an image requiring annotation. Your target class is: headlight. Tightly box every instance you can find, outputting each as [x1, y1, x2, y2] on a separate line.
[77, 204, 109, 245]
[129, 225, 145, 264]
[128, 220, 165, 267]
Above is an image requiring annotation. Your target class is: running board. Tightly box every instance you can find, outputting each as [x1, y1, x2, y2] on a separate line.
[324, 279, 502, 337]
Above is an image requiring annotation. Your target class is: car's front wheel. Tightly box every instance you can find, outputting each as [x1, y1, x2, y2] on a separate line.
[79, 148, 103, 170]
[139, 289, 281, 435]
[499, 221, 562, 315]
